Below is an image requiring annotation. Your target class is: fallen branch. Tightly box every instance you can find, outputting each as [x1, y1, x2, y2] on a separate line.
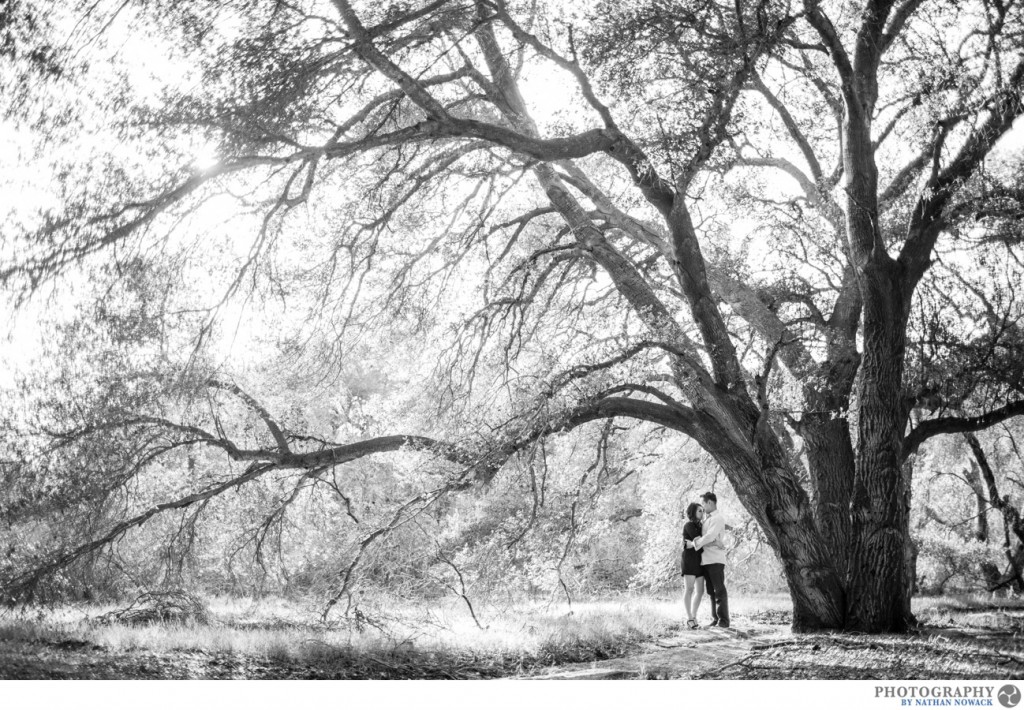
[695, 653, 756, 679]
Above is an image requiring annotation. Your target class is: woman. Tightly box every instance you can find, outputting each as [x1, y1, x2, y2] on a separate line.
[681, 501, 705, 629]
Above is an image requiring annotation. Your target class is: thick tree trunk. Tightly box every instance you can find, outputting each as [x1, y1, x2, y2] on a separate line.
[800, 313, 860, 583]
[803, 413, 855, 578]
[696, 407, 847, 631]
[684, 331, 920, 632]
[721, 459, 846, 630]
[845, 260, 913, 632]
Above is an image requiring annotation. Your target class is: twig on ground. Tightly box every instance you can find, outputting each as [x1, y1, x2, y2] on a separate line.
[751, 640, 805, 651]
[993, 651, 1024, 666]
[696, 653, 756, 679]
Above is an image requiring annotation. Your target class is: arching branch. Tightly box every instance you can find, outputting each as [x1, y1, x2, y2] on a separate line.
[206, 378, 290, 453]
[750, 70, 824, 186]
[6, 385, 707, 602]
[903, 400, 1024, 459]
[801, 1, 854, 99]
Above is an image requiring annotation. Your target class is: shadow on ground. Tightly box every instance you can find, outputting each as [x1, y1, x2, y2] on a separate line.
[531, 608, 1024, 680]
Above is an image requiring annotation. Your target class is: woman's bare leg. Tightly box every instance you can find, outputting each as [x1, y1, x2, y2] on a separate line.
[692, 576, 705, 623]
[679, 573, 696, 618]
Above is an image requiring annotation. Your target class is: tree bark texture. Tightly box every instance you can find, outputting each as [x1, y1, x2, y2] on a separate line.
[693, 414, 847, 631]
[845, 259, 913, 632]
[802, 408, 856, 580]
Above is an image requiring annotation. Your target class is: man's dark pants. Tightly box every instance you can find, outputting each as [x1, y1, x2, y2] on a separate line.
[702, 563, 729, 627]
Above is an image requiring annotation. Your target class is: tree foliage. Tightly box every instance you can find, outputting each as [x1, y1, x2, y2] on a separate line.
[2, 0, 1024, 632]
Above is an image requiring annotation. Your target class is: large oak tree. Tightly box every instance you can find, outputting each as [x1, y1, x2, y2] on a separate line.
[3, 0, 1024, 632]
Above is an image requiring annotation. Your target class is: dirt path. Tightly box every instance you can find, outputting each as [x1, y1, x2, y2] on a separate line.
[528, 626, 787, 679]
[529, 608, 1024, 680]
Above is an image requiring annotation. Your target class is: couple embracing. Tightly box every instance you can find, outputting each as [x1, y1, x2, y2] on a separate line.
[681, 491, 730, 629]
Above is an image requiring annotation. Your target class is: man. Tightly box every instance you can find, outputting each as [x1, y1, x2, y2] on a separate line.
[693, 491, 729, 628]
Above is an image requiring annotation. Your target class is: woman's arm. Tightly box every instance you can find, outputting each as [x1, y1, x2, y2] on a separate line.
[694, 516, 723, 550]
[684, 522, 698, 549]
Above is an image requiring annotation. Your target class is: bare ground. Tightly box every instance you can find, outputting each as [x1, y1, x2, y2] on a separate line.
[534, 606, 1024, 679]
[1, 605, 1022, 679]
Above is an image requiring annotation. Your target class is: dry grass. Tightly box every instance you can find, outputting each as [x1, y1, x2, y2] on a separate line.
[0, 592, 692, 676]
[914, 593, 1024, 628]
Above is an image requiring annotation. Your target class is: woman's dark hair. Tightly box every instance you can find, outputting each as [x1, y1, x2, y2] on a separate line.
[685, 502, 702, 523]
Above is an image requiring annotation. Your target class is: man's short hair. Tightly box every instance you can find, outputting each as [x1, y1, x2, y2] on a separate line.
[701, 491, 717, 504]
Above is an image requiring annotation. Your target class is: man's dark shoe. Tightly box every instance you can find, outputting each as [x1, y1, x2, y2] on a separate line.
[709, 621, 719, 627]
[717, 623, 730, 629]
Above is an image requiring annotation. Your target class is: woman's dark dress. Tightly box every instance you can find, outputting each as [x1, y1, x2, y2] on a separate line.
[682, 521, 703, 576]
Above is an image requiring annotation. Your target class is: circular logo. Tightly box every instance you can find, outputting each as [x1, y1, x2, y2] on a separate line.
[999, 685, 1021, 709]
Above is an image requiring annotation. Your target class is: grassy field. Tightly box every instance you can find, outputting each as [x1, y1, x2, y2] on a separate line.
[0, 591, 706, 678]
[0, 592, 1021, 679]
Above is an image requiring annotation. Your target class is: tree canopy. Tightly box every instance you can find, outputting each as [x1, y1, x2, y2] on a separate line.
[2, 0, 1024, 632]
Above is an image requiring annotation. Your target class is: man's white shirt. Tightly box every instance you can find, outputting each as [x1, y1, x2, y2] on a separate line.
[694, 510, 727, 566]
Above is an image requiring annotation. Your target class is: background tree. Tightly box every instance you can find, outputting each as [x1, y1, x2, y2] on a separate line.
[2, 0, 1024, 632]
[913, 423, 1024, 594]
